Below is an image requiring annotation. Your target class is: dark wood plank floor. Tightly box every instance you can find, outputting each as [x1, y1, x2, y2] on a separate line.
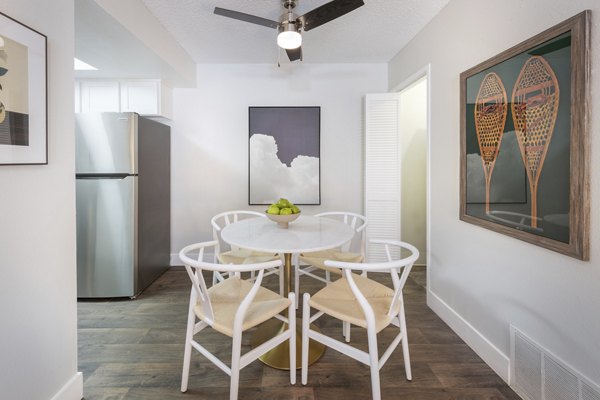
[78, 267, 521, 400]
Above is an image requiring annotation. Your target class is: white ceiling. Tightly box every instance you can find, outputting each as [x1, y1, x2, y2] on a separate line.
[75, 0, 192, 85]
[140, 0, 450, 64]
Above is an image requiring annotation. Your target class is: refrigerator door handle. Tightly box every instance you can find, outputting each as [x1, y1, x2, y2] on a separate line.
[76, 174, 136, 179]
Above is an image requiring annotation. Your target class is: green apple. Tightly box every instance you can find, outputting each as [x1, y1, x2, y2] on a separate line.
[267, 205, 280, 215]
[280, 207, 293, 215]
[276, 198, 291, 208]
[291, 205, 300, 214]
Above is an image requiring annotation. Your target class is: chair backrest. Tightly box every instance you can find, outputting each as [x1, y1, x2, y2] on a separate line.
[211, 210, 266, 259]
[315, 212, 368, 255]
[179, 240, 282, 326]
[324, 239, 418, 325]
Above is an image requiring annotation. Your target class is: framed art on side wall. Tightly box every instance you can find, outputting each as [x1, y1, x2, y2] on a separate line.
[459, 11, 590, 260]
[248, 106, 321, 205]
[0, 12, 47, 165]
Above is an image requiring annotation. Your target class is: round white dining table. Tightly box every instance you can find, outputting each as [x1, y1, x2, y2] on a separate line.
[221, 215, 355, 369]
[221, 215, 355, 256]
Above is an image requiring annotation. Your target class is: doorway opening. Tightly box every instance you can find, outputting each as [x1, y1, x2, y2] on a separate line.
[395, 74, 428, 268]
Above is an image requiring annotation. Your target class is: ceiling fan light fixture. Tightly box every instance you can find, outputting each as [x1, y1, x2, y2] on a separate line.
[277, 21, 302, 49]
[277, 31, 302, 49]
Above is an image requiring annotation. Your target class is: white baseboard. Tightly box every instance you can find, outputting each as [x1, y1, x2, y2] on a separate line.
[427, 289, 510, 383]
[50, 372, 83, 400]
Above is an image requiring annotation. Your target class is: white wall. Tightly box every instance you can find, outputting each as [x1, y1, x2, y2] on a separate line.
[399, 78, 427, 265]
[170, 63, 387, 259]
[389, 0, 600, 385]
[0, 1, 81, 400]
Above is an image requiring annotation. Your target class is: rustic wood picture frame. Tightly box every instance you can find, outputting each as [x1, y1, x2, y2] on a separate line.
[459, 11, 590, 260]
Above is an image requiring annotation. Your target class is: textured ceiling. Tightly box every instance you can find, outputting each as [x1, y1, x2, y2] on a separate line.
[140, 0, 449, 63]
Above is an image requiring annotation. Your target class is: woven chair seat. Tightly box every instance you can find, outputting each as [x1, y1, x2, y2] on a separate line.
[217, 249, 278, 265]
[309, 273, 398, 333]
[298, 249, 363, 275]
[195, 277, 290, 337]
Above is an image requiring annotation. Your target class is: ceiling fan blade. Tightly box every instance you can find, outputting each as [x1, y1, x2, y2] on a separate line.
[286, 46, 303, 62]
[214, 7, 279, 29]
[299, 0, 364, 31]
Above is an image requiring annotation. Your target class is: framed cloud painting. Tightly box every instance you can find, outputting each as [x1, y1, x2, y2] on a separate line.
[0, 12, 47, 165]
[249, 106, 320, 205]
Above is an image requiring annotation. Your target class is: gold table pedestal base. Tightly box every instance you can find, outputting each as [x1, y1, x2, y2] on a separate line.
[250, 318, 325, 370]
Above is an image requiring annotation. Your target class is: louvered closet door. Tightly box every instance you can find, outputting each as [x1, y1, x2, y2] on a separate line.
[365, 93, 401, 262]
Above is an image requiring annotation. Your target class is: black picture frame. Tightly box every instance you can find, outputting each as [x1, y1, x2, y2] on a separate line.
[459, 11, 590, 260]
[0, 11, 47, 165]
[248, 106, 321, 205]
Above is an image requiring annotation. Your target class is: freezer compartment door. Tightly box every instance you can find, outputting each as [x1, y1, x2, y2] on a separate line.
[76, 112, 138, 174]
[77, 176, 137, 297]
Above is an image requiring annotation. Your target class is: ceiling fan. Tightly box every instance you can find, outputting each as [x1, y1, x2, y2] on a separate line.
[214, 0, 365, 62]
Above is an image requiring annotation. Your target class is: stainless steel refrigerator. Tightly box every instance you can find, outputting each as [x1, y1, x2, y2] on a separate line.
[76, 112, 170, 298]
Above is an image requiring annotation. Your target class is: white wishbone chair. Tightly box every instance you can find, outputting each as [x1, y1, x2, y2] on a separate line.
[179, 241, 296, 400]
[301, 239, 419, 400]
[211, 210, 282, 290]
[294, 211, 367, 295]
[294, 211, 367, 340]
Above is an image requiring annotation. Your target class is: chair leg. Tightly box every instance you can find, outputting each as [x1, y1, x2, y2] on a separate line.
[230, 331, 242, 400]
[367, 326, 381, 400]
[279, 262, 285, 297]
[294, 259, 300, 308]
[301, 293, 311, 385]
[399, 305, 412, 380]
[288, 293, 296, 384]
[181, 300, 196, 392]
[343, 321, 351, 342]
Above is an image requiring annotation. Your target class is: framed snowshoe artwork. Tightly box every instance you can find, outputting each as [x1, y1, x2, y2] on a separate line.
[459, 11, 590, 260]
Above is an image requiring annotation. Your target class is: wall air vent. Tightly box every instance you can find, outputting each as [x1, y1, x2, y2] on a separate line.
[544, 354, 578, 400]
[513, 328, 542, 400]
[582, 380, 600, 400]
[510, 326, 600, 400]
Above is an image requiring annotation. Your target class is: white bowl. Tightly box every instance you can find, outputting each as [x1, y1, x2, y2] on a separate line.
[265, 211, 300, 228]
